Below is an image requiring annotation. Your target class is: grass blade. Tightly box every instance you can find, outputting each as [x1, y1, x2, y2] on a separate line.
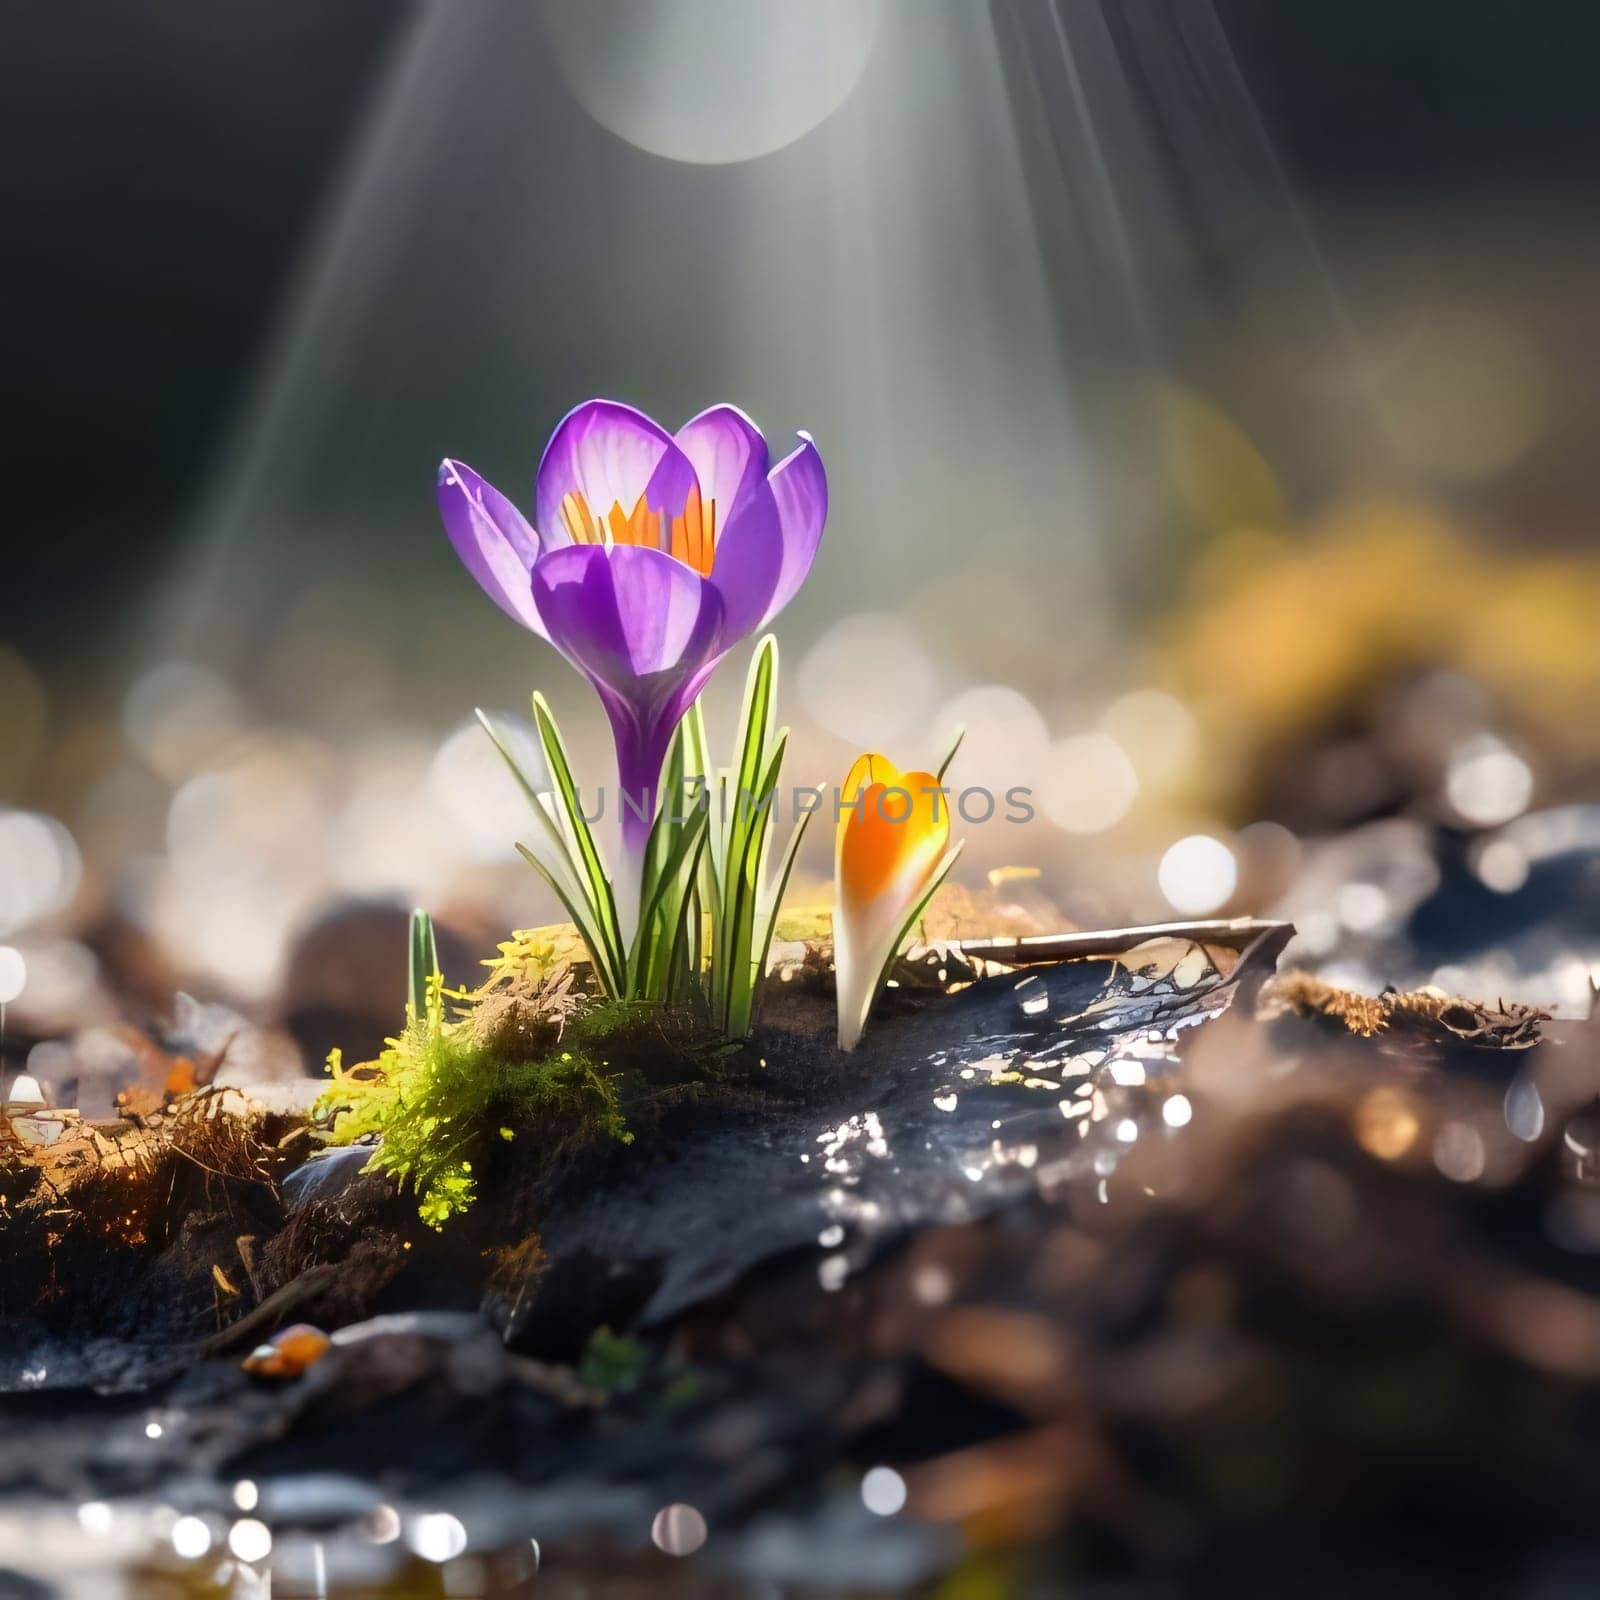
[631, 797, 710, 996]
[872, 843, 965, 1004]
[475, 709, 589, 902]
[531, 692, 626, 983]
[407, 908, 438, 1022]
[479, 706, 625, 994]
[514, 844, 623, 996]
[935, 724, 966, 782]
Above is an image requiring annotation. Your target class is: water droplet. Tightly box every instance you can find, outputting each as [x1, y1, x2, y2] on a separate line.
[819, 1255, 849, 1291]
[1014, 975, 1049, 1017]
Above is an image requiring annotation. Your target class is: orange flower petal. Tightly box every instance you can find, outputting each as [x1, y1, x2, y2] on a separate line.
[840, 772, 948, 906]
[833, 752, 955, 1050]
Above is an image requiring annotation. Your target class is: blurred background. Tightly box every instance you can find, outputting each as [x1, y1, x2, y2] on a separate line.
[4, 0, 1599, 1095]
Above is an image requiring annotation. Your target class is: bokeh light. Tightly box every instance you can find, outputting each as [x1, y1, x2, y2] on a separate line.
[169, 1516, 213, 1560]
[1101, 689, 1198, 793]
[650, 1503, 707, 1557]
[0, 947, 26, 1006]
[860, 1465, 907, 1516]
[0, 811, 82, 937]
[407, 1513, 467, 1563]
[1445, 734, 1534, 827]
[544, 0, 880, 166]
[1157, 835, 1237, 915]
[123, 659, 245, 784]
[227, 1519, 272, 1564]
[428, 714, 547, 863]
[1042, 734, 1139, 835]
[797, 613, 940, 750]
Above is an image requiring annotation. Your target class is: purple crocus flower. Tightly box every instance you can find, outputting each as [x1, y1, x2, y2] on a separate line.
[437, 399, 827, 868]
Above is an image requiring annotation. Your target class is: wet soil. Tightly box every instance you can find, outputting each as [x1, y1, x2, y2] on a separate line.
[3, 927, 1598, 1594]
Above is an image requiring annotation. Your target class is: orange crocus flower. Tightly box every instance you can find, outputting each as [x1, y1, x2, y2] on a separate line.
[833, 752, 961, 1050]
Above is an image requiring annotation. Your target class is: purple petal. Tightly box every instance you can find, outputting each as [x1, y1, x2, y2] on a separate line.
[674, 404, 769, 524]
[437, 458, 545, 635]
[642, 441, 700, 527]
[759, 433, 828, 626]
[534, 399, 698, 547]
[532, 544, 725, 857]
[531, 543, 724, 694]
[602, 656, 724, 861]
[706, 480, 785, 642]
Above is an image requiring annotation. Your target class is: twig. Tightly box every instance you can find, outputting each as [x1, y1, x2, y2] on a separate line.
[198, 1263, 340, 1357]
[945, 918, 1292, 965]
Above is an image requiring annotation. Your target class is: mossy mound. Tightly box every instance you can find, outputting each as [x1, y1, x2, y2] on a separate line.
[315, 940, 737, 1231]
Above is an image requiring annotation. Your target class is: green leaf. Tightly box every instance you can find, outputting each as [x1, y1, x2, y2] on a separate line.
[734, 636, 779, 808]
[639, 725, 691, 895]
[408, 908, 438, 1022]
[531, 692, 627, 984]
[872, 843, 965, 1004]
[680, 701, 722, 919]
[935, 723, 966, 782]
[476, 709, 589, 903]
[746, 800, 814, 1027]
[514, 844, 624, 996]
[478, 708, 625, 995]
[653, 825, 711, 1002]
[630, 791, 710, 998]
[702, 636, 801, 1037]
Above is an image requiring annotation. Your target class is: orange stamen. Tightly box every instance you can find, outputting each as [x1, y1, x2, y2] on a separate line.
[561, 491, 600, 545]
[558, 486, 716, 575]
[678, 483, 717, 577]
[629, 491, 655, 544]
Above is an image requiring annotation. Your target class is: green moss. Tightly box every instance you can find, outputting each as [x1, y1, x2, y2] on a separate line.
[317, 977, 632, 1230]
[577, 1324, 649, 1394]
[772, 902, 833, 944]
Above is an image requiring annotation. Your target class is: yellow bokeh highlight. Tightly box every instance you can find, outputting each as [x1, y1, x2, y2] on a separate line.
[1157, 499, 1600, 800]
